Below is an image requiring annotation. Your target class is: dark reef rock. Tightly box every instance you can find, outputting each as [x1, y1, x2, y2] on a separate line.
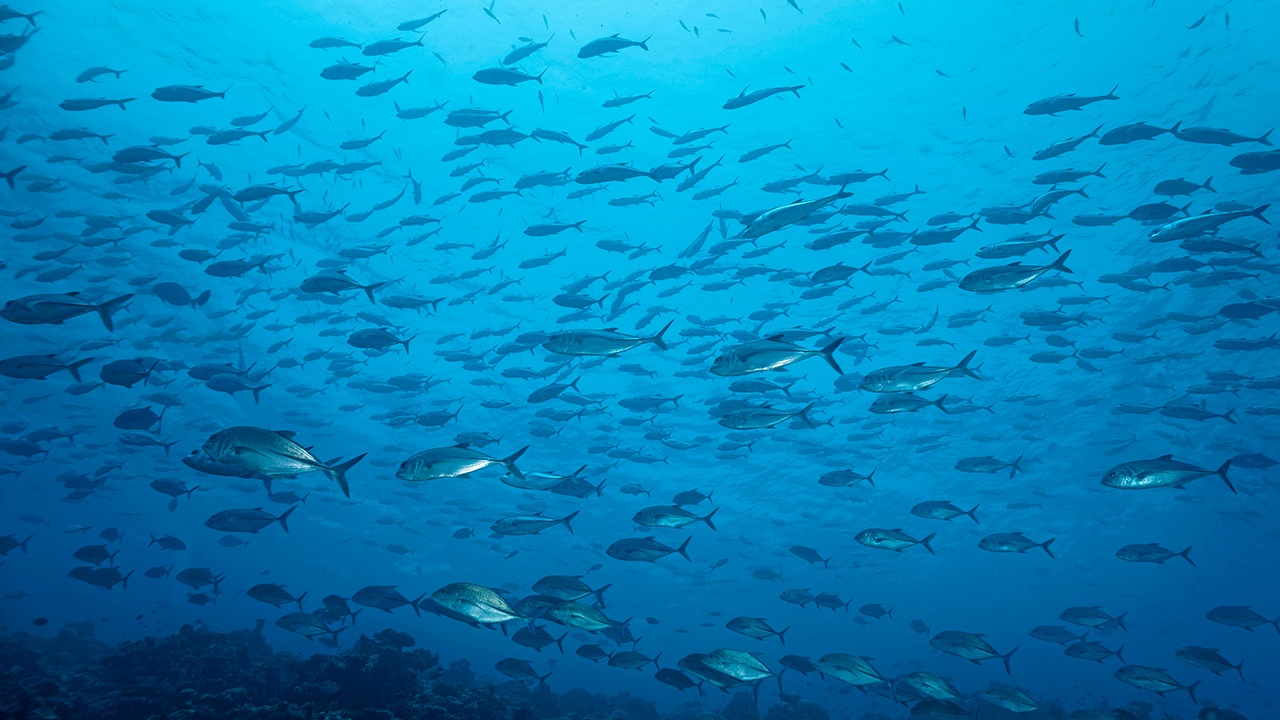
[0, 624, 806, 720]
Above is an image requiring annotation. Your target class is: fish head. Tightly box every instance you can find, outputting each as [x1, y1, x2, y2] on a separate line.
[541, 333, 573, 353]
[1101, 464, 1140, 488]
[202, 430, 235, 460]
[709, 351, 742, 376]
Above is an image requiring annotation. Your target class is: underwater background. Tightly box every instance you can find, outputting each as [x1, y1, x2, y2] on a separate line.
[0, 0, 1277, 718]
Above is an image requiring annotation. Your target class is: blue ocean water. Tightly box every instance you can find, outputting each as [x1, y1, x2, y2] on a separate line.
[1, 1, 1277, 718]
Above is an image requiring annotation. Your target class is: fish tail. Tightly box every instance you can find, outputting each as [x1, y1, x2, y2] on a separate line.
[120, 570, 133, 591]
[1235, 660, 1246, 681]
[251, 384, 270, 404]
[0, 165, 25, 189]
[933, 394, 951, 413]
[967, 504, 981, 523]
[591, 583, 611, 608]
[952, 349, 981, 380]
[1202, 175, 1215, 192]
[361, 281, 388, 303]
[1113, 611, 1128, 632]
[277, 505, 298, 533]
[410, 592, 426, 618]
[537, 671, 552, 687]
[295, 591, 307, 612]
[1050, 249, 1074, 274]
[503, 445, 530, 479]
[1041, 538, 1057, 559]
[1251, 203, 1271, 224]
[1214, 459, 1236, 493]
[19, 535, 31, 553]
[919, 532, 937, 555]
[65, 356, 94, 382]
[1114, 644, 1125, 664]
[1010, 455, 1024, 478]
[1259, 128, 1274, 146]
[676, 536, 692, 562]
[649, 319, 673, 350]
[702, 507, 719, 531]
[560, 510, 580, 535]
[818, 337, 845, 374]
[323, 453, 366, 498]
[639, 35, 652, 50]
[95, 293, 134, 332]
[797, 402, 818, 428]
[777, 626, 789, 646]
[1185, 680, 1200, 704]
[1180, 546, 1196, 567]
[1000, 646, 1018, 675]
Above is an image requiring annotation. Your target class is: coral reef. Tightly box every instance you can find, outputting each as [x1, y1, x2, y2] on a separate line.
[0, 623, 770, 720]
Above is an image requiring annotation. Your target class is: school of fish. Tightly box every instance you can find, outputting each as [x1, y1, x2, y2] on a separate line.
[0, 1, 1276, 718]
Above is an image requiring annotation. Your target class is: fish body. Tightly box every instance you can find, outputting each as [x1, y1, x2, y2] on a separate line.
[1102, 455, 1234, 493]
[2, 293, 133, 331]
[202, 427, 363, 496]
[578, 34, 651, 58]
[397, 444, 527, 481]
[859, 351, 978, 392]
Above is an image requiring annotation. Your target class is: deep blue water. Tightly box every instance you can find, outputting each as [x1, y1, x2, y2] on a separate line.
[1, 1, 1277, 718]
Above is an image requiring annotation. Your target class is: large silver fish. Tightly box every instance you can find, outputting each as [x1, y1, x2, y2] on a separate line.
[1102, 455, 1235, 493]
[542, 321, 671, 356]
[859, 351, 979, 393]
[202, 426, 365, 497]
[959, 251, 1072, 292]
[1, 292, 133, 331]
[397, 444, 528, 481]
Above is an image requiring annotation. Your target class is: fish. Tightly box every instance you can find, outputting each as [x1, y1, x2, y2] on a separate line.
[577, 34, 651, 58]
[742, 190, 852, 238]
[606, 536, 692, 562]
[725, 616, 788, 644]
[1115, 543, 1195, 566]
[543, 322, 672, 356]
[1113, 665, 1199, 702]
[430, 582, 522, 624]
[929, 631, 1017, 675]
[855, 528, 936, 554]
[490, 511, 579, 536]
[396, 445, 528, 481]
[203, 506, 296, 534]
[978, 533, 1056, 558]
[859, 351, 979, 392]
[2, 292, 133, 331]
[202, 427, 365, 497]
[722, 85, 804, 110]
[710, 337, 844, 376]
[1101, 455, 1235, 493]
[959, 251, 1073, 292]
